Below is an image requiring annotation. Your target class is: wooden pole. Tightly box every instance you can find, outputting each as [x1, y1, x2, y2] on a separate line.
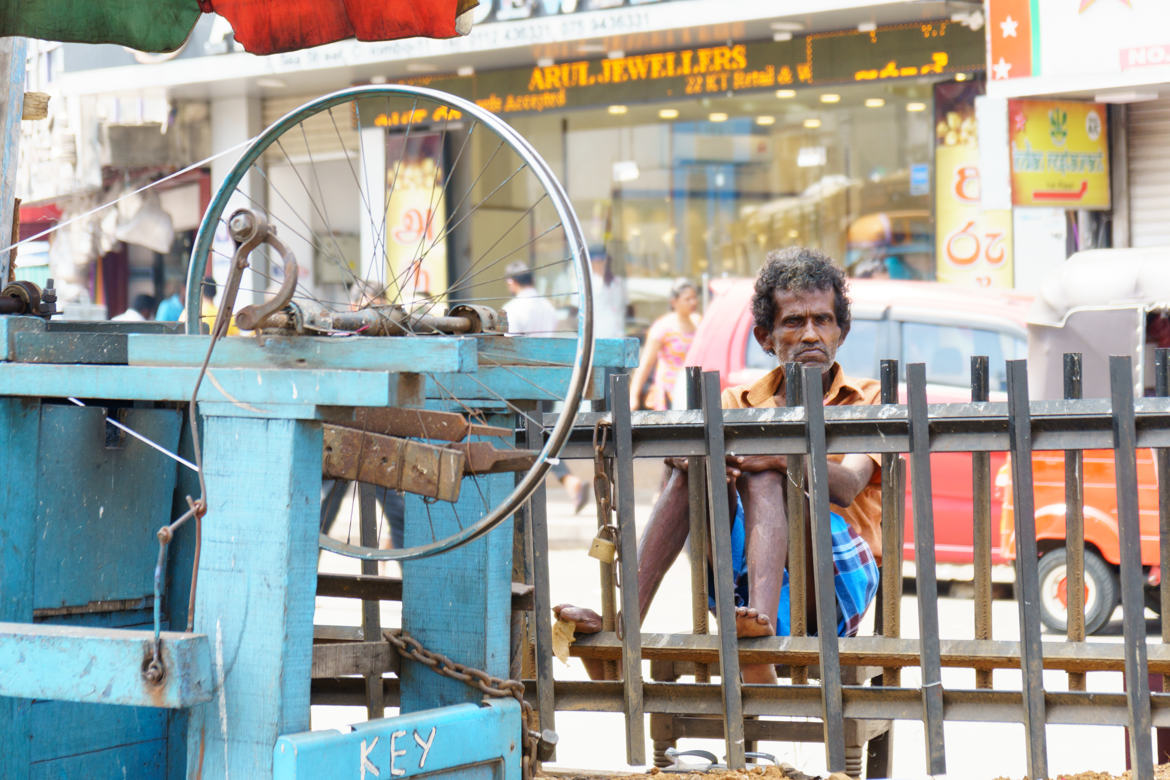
[0, 37, 27, 283]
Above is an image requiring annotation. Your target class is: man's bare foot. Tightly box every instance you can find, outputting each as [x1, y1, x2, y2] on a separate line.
[553, 604, 603, 634]
[552, 604, 614, 680]
[735, 606, 778, 684]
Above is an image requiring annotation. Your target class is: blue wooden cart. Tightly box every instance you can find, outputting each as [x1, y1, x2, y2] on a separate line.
[0, 76, 635, 778]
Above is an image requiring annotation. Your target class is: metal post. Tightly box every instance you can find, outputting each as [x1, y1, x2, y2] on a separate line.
[1110, 355, 1154, 778]
[1156, 349, 1170, 679]
[785, 362, 809, 685]
[971, 356, 994, 690]
[610, 373, 646, 765]
[879, 359, 901, 687]
[1005, 360, 1049, 780]
[525, 416, 556, 747]
[1063, 353, 1087, 692]
[358, 484, 384, 719]
[685, 367, 710, 683]
[906, 363, 946, 775]
[800, 366, 846, 772]
[700, 370, 745, 769]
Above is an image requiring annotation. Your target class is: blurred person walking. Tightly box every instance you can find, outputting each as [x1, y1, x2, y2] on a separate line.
[112, 293, 156, 322]
[504, 261, 590, 512]
[629, 278, 700, 411]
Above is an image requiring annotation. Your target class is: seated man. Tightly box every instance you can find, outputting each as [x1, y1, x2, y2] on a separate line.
[557, 247, 882, 683]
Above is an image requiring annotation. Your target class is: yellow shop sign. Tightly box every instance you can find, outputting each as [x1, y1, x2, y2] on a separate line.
[1008, 99, 1110, 210]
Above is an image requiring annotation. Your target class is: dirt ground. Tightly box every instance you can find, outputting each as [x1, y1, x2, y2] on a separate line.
[541, 763, 1170, 780]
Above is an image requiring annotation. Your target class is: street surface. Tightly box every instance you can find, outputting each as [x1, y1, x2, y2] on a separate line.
[313, 462, 1147, 780]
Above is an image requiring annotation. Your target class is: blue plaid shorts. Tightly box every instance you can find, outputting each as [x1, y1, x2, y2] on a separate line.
[708, 499, 880, 637]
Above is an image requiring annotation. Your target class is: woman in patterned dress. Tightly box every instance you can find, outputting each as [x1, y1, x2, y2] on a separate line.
[629, 279, 701, 411]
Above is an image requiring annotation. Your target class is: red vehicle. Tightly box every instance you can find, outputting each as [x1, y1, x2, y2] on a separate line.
[685, 277, 1034, 566]
[996, 247, 1170, 634]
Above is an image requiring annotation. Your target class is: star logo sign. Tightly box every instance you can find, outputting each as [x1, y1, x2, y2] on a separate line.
[1000, 15, 1019, 37]
[992, 57, 1013, 80]
[1012, 111, 1028, 133]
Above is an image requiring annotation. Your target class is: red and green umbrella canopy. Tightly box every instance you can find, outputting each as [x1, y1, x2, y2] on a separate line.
[0, 0, 473, 55]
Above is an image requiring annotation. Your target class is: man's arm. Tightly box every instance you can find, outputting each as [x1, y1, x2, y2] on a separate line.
[726, 452, 874, 507]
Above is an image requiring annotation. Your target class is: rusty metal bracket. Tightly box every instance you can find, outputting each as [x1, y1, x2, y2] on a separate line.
[319, 407, 512, 442]
[450, 440, 537, 474]
[322, 425, 464, 502]
[226, 209, 300, 332]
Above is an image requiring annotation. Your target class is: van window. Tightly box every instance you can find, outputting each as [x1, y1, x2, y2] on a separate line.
[900, 321, 1026, 391]
[744, 317, 879, 381]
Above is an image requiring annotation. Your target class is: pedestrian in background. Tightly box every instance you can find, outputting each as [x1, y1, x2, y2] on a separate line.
[112, 293, 156, 322]
[629, 278, 701, 411]
[504, 261, 590, 512]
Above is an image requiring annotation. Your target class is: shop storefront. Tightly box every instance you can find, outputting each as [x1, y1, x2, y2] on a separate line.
[365, 20, 985, 292]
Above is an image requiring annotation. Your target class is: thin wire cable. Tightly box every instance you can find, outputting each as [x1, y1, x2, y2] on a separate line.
[66, 397, 199, 472]
[0, 136, 257, 256]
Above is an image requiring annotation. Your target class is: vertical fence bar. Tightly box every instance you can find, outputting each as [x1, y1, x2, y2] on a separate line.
[1005, 360, 1049, 780]
[685, 367, 710, 683]
[1063, 353, 1087, 692]
[1110, 355, 1154, 777]
[879, 359, 901, 687]
[970, 356, 993, 691]
[1156, 349, 1170, 688]
[905, 363, 946, 775]
[609, 373, 646, 765]
[357, 484, 385, 719]
[785, 363, 810, 685]
[801, 366, 847, 772]
[525, 416, 556, 746]
[700, 370, 746, 768]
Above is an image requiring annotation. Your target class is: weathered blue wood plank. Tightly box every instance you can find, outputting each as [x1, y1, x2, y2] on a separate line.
[30, 700, 166, 763]
[0, 364, 400, 407]
[0, 396, 41, 778]
[273, 699, 520, 780]
[31, 738, 166, 780]
[426, 366, 603, 403]
[34, 405, 180, 610]
[475, 335, 639, 369]
[0, 623, 211, 708]
[186, 415, 320, 778]
[401, 417, 513, 710]
[127, 334, 477, 374]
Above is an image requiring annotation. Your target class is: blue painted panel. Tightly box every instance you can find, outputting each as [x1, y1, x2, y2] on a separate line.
[426, 366, 603, 403]
[0, 364, 400, 406]
[185, 415, 320, 778]
[0, 396, 42, 779]
[0, 623, 211, 708]
[128, 333, 477, 374]
[401, 416, 513, 711]
[273, 699, 519, 780]
[31, 738, 166, 780]
[476, 335, 639, 369]
[30, 700, 166, 762]
[34, 404, 180, 610]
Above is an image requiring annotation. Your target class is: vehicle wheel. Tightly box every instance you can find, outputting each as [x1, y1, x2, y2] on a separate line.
[1036, 548, 1118, 635]
[186, 85, 592, 561]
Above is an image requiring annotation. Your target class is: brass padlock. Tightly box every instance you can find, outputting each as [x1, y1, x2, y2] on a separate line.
[588, 524, 618, 564]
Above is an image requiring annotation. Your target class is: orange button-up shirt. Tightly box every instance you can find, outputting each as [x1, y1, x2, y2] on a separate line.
[721, 363, 884, 561]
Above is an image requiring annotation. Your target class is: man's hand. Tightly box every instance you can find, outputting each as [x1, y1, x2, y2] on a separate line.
[725, 454, 787, 480]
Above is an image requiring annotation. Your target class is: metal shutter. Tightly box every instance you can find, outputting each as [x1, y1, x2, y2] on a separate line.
[260, 94, 359, 164]
[1128, 98, 1170, 247]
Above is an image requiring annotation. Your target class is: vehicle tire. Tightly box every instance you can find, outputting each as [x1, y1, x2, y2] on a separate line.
[1036, 548, 1118, 635]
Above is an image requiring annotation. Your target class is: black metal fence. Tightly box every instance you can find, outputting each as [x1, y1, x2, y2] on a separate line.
[533, 354, 1170, 779]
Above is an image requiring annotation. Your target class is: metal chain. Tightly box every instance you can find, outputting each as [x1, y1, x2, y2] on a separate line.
[386, 630, 540, 780]
[592, 419, 614, 522]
